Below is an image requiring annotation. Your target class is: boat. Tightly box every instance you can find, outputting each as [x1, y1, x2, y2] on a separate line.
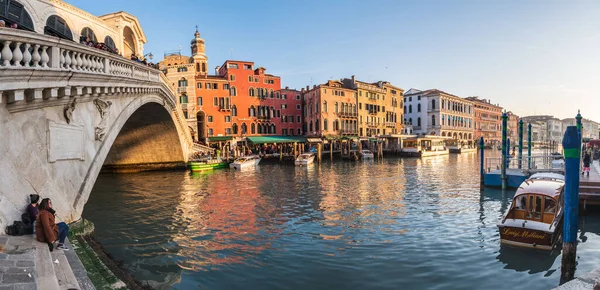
[230, 155, 261, 170]
[497, 176, 565, 250]
[295, 153, 315, 166]
[189, 158, 228, 172]
[361, 149, 374, 159]
[400, 136, 449, 157]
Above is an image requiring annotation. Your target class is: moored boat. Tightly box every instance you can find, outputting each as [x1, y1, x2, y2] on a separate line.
[189, 158, 228, 172]
[497, 176, 565, 250]
[230, 155, 261, 170]
[295, 153, 315, 166]
[361, 149, 374, 159]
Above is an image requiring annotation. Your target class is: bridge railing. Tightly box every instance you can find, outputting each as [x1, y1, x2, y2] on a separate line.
[484, 155, 565, 173]
[0, 28, 161, 88]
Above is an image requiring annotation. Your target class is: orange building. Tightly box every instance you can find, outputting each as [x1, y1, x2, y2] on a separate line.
[466, 96, 503, 145]
[302, 80, 358, 138]
[160, 29, 302, 143]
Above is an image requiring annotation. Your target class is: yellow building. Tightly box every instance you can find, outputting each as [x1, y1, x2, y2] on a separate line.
[342, 76, 404, 137]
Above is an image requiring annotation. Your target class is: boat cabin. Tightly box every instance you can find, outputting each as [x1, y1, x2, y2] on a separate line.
[504, 179, 564, 225]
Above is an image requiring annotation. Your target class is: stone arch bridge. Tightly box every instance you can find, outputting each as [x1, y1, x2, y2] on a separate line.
[0, 29, 209, 229]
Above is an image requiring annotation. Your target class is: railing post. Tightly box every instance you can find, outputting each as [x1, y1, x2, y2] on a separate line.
[561, 125, 581, 283]
[528, 123, 532, 170]
[479, 137, 485, 186]
[50, 47, 60, 68]
[518, 119, 523, 169]
[103, 58, 110, 74]
[501, 111, 508, 189]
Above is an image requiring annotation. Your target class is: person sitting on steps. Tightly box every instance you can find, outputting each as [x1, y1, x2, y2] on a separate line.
[27, 194, 40, 233]
[36, 198, 69, 251]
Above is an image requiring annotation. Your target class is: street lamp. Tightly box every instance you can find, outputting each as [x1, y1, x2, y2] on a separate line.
[144, 52, 153, 61]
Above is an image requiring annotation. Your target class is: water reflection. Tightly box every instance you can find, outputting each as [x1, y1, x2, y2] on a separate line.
[83, 152, 600, 290]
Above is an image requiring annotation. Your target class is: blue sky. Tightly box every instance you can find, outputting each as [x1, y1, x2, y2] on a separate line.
[69, 0, 600, 120]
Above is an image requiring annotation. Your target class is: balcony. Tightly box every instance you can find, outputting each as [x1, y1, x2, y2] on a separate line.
[366, 122, 378, 128]
[336, 111, 358, 118]
[427, 107, 440, 112]
[218, 105, 231, 111]
[338, 129, 358, 135]
[386, 122, 396, 128]
[256, 115, 271, 121]
[177, 87, 188, 94]
[368, 110, 378, 115]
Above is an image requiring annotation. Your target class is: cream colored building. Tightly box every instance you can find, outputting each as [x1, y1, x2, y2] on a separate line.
[302, 80, 358, 137]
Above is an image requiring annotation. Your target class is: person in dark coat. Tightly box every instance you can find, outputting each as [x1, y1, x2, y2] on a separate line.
[583, 152, 591, 177]
[36, 198, 69, 251]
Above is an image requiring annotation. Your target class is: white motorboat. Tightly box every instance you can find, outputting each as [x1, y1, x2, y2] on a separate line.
[295, 153, 315, 166]
[361, 149, 374, 159]
[230, 155, 261, 170]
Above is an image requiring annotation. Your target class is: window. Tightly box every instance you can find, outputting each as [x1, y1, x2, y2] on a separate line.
[283, 129, 288, 135]
[417, 103, 421, 112]
[255, 78, 259, 82]
[208, 128, 214, 136]
[241, 123, 247, 134]
[281, 104, 287, 109]
[417, 117, 421, 127]
[208, 116, 213, 122]
[244, 64, 253, 70]
[297, 115, 301, 123]
[228, 63, 238, 69]
[230, 87, 237, 96]
[276, 92, 280, 99]
[213, 83, 218, 89]
[249, 106, 256, 117]
[270, 90, 274, 98]
[335, 102, 338, 113]
[298, 128, 302, 135]
[432, 115, 436, 126]
[179, 95, 188, 103]
[229, 75, 236, 81]
[226, 128, 232, 134]
[296, 104, 301, 110]
[213, 97, 218, 106]
[197, 83, 202, 89]
[251, 123, 256, 134]
[232, 124, 238, 134]
[296, 95, 300, 100]
[45, 15, 72, 41]
[223, 84, 230, 90]
[177, 67, 187, 72]
[409, 105, 412, 113]
[178, 79, 188, 87]
[409, 118, 412, 125]
[248, 76, 253, 82]
[232, 105, 237, 116]
[432, 99, 436, 110]
[418, 95, 421, 100]
[197, 97, 202, 105]
[324, 119, 328, 131]
[81, 27, 97, 42]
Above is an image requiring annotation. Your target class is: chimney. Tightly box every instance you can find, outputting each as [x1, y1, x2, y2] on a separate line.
[306, 85, 309, 91]
[285, 86, 289, 89]
[352, 75, 356, 83]
[215, 66, 220, 75]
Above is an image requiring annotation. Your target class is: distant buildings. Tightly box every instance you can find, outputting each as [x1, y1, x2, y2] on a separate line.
[466, 97, 503, 145]
[562, 117, 600, 140]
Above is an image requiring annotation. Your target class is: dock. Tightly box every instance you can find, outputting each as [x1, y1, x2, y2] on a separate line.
[579, 160, 600, 208]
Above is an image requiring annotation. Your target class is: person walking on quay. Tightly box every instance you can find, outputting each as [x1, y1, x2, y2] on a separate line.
[583, 151, 591, 177]
[36, 198, 69, 251]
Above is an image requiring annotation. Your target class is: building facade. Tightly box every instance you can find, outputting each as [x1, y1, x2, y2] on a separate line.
[466, 97, 502, 144]
[562, 117, 600, 140]
[302, 81, 358, 138]
[160, 30, 302, 142]
[404, 89, 474, 140]
[506, 111, 520, 141]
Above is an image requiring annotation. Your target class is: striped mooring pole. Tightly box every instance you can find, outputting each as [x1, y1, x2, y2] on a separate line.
[518, 120, 524, 169]
[501, 111, 508, 189]
[560, 125, 581, 283]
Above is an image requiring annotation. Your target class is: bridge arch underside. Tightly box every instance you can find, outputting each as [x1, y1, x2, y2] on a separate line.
[102, 102, 185, 172]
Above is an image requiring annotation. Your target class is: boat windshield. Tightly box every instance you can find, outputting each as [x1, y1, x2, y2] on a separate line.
[512, 193, 558, 223]
[236, 158, 248, 163]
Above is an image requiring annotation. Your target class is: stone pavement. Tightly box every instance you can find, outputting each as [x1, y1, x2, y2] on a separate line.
[0, 234, 94, 290]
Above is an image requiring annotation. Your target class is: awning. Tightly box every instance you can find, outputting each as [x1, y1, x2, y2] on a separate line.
[306, 138, 322, 143]
[208, 136, 233, 142]
[246, 136, 307, 144]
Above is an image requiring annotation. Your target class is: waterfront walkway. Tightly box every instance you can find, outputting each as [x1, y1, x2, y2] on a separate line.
[0, 235, 94, 290]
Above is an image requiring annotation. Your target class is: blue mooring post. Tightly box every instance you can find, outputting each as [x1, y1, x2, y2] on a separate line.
[501, 112, 508, 189]
[561, 126, 581, 283]
[528, 123, 532, 170]
[480, 137, 485, 186]
[518, 120, 523, 169]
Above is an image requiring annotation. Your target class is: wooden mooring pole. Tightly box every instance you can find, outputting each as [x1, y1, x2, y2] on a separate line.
[317, 143, 322, 163]
[560, 125, 581, 283]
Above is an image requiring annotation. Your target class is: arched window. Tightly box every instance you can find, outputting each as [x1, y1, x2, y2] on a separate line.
[178, 78, 187, 87]
[309, 122, 313, 132]
[404, 105, 407, 112]
[196, 63, 200, 72]
[202, 62, 206, 72]
[241, 123, 247, 134]
[335, 102, 339, 113]
[249, 105, 256, 117]
[251, 123, 256, 134]
[230, 86, 237, 96]
[45, 15, 72, 41]
[417, 103, 421, 112]
[257, 124, 263, 134]
[276, 92, 280, 99]
[80, 27, 97, 42]
[323, 101, 328, 112]
[1, 0, 34, 31]
[179, 94, 188, 104]
[409, 105, 412, 113]
[409, 118, 413, 125]
[232, 105, 237, 116]
[417, 117, 421, 127]
[432, 99, 436, 110]
[104, 36, 116, 50]
[232, 123, 238, 135]
[270, 124, 276, 134]
[432, 115, 436, 126]
[270, 89, 274, 98]
[249, 88, 255, 97]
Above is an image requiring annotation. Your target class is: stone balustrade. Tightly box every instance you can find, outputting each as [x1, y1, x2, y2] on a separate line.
[0, 28, 165, 110]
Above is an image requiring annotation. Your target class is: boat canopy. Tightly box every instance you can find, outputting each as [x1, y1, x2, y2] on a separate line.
[246, 136, 307, 144]
[529, 173, 565, 182]
[514, 179, 564, 198]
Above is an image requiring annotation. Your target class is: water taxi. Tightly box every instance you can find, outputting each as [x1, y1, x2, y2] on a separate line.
[497, 176, 564, 250]
[446, 140, 476, 154]
[400, 136, 449, 157]
[295, 153, 315, 166]
[189, 158, 228, 172]
[230, 155, 261, 170]
[361, 149, 374, 159]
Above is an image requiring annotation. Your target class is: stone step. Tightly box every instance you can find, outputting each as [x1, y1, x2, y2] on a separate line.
[50, 240, 80, 290]
[579, 185, 600, 193]
[34, 239, 60, 290]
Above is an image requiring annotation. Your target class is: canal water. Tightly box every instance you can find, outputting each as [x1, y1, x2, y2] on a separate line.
[83, 151, 600, 290]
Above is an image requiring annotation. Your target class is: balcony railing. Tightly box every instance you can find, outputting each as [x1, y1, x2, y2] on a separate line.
[336, 111, 358, 118]
[385, 122, 396, 128]
[338, 129, 358, 135]
[368, 110, 378, 115]
[177, 87, 188, 94]
[427, 107, 440, 112]
[218, 105, 230, 111]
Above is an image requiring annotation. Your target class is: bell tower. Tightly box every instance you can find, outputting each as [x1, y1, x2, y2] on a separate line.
[191, 26, 208, 75]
